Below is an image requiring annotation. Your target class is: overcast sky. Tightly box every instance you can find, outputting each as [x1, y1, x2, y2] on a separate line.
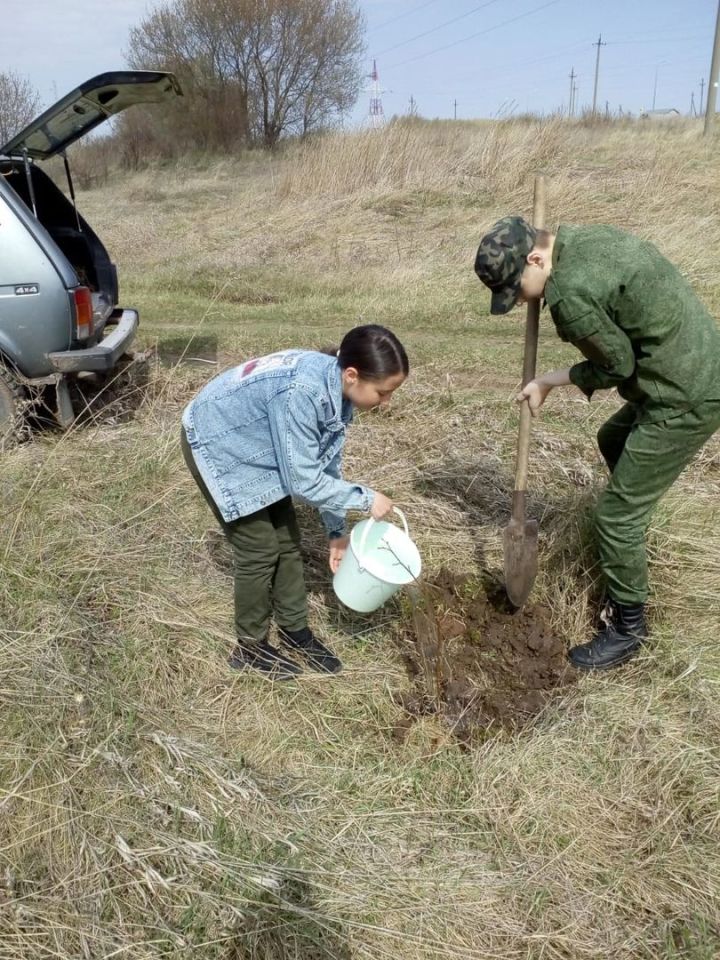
[1, 0, 718, 123]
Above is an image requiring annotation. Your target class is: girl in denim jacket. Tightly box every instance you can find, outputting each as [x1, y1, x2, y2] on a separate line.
[181, 324, 408, 680]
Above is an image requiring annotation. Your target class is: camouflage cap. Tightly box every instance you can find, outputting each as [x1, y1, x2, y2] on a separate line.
[474, 216, 537, 315]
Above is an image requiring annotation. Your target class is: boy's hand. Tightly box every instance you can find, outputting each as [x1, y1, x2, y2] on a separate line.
[371, 492, 394, 520]
[517, 378, 553, 416]
[517, 368, 573, 416]
[329, 536, 350, 573]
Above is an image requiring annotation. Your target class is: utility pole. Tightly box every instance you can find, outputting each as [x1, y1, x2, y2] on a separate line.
[691, 91, 697, 116]
[652, 67, 659, 110]
[591, 34, 606, 116]
[699, 77, 705, 113]
[453, 98, 458, 120]
[409, 94, 417, 117]
[704, 0, 720, 135]
[568, 67, 576, 116]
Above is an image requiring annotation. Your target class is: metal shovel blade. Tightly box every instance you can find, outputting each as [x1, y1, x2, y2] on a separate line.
[503, 516, 539, 609]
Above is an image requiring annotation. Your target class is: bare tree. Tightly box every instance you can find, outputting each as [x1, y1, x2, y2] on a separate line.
[0, 71, 41, 145]
[248, 0, 364, 147]
[125, 0, 365, 151]
[126, 0, 253, 151]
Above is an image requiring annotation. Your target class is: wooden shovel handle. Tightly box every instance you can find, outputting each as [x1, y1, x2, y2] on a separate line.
[512, 175, 546, 518]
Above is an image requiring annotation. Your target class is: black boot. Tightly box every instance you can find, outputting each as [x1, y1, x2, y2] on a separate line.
[228, 640, 302, 680]
[569, 600, 648, 671]
[278, 627, 343, 674]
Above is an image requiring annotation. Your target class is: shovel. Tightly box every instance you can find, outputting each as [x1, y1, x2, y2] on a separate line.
[503, 174, 546, 608]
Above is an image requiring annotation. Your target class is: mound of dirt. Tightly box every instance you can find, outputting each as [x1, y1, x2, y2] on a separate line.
[392, 569, 577, 744]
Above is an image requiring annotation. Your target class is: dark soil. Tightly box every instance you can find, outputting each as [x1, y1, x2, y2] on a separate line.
[392, 569, 577, 744]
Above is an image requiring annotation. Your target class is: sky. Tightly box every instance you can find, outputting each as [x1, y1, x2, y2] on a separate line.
[1, 0, 718, 125]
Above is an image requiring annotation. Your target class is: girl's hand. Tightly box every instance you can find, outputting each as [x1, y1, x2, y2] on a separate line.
[329, 536, 350, 573]
[517, 378, 553, 416]
[371, 492, 394, 520]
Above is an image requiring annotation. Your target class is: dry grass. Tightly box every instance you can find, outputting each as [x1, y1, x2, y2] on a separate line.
[1, 117, 720, 958]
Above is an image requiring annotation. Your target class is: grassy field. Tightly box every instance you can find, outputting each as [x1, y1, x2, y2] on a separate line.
[1, 117, 719, 958]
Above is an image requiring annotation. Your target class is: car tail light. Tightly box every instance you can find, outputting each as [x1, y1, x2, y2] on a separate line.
[73, 286, 94, 340]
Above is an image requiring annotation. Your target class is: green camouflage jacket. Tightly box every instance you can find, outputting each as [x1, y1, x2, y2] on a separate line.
[546, 225, 720, 422]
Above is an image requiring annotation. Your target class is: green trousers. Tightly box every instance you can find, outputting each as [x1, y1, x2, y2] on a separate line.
[181, 429, 308, 646]
[595, 399, 720, 604]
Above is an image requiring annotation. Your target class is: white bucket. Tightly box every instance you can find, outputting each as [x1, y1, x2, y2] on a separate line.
[333, 508, 422, 613]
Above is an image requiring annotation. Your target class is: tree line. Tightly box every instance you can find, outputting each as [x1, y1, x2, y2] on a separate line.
[0, 0, 365, 160]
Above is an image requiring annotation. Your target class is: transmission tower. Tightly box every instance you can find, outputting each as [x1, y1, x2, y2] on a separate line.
[367, 60, 387, 128]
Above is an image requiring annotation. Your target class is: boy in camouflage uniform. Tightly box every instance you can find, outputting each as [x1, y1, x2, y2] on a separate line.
[474, 217, 720, 670]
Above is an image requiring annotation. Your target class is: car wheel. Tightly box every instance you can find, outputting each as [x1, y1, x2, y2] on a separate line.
[0, 365, 27, 452]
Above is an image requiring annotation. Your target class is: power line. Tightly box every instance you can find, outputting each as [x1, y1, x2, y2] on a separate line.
[368, 0, 444, 35]
[610, 34, 707, 46]
[381, 13, 702, 78]
[449, 49, 706, 107]
[602, 16, 712, 46]
[448, 37, 589, 77]
[369, 8, 708, 116]
[387, 0, 564, 70]
[376, 0, 504, 58]
[595, 54, 708, 79]
[460, 32, 704, 82]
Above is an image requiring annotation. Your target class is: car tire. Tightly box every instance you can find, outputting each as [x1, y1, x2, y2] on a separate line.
[0, 364, 27, 452]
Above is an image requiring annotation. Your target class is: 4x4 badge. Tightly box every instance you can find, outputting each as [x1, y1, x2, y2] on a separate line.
[15, 284, 39, 295]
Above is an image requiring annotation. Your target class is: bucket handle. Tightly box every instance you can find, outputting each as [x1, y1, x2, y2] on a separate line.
[357, 507, 410, 566]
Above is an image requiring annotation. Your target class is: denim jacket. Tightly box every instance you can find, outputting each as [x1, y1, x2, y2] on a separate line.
[182, 350, 374, 537]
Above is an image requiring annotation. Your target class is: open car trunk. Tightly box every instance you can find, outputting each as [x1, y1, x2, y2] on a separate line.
[0, 71, 182, 344]
[0, 72, 182, 160]
[2, 161, 117, 339]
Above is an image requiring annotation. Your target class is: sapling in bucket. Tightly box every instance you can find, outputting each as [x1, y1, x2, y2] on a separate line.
[333, 508, 422, 613]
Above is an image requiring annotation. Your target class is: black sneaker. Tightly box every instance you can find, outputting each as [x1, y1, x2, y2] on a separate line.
[278, 627, 343, 674]
[569, 600, 647, 671]
[228, 640, 302, 680]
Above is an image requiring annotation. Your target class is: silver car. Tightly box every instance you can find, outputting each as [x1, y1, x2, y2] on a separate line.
[0, 71, 182, 446]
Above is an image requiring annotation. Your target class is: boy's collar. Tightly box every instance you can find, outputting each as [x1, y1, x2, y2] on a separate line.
[542, 227, 565, 309]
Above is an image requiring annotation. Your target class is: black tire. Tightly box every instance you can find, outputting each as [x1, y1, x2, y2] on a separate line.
[0, 365, 26, 453]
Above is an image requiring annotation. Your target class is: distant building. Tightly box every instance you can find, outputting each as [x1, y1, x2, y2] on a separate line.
[639, 108, 681, 120]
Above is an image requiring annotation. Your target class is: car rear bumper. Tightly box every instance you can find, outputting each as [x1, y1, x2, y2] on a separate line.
[47, 308, 138, 373]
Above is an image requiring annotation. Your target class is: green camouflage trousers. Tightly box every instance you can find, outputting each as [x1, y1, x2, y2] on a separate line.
[181, 429, 308, 646]
[595, 399, 720, 604]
